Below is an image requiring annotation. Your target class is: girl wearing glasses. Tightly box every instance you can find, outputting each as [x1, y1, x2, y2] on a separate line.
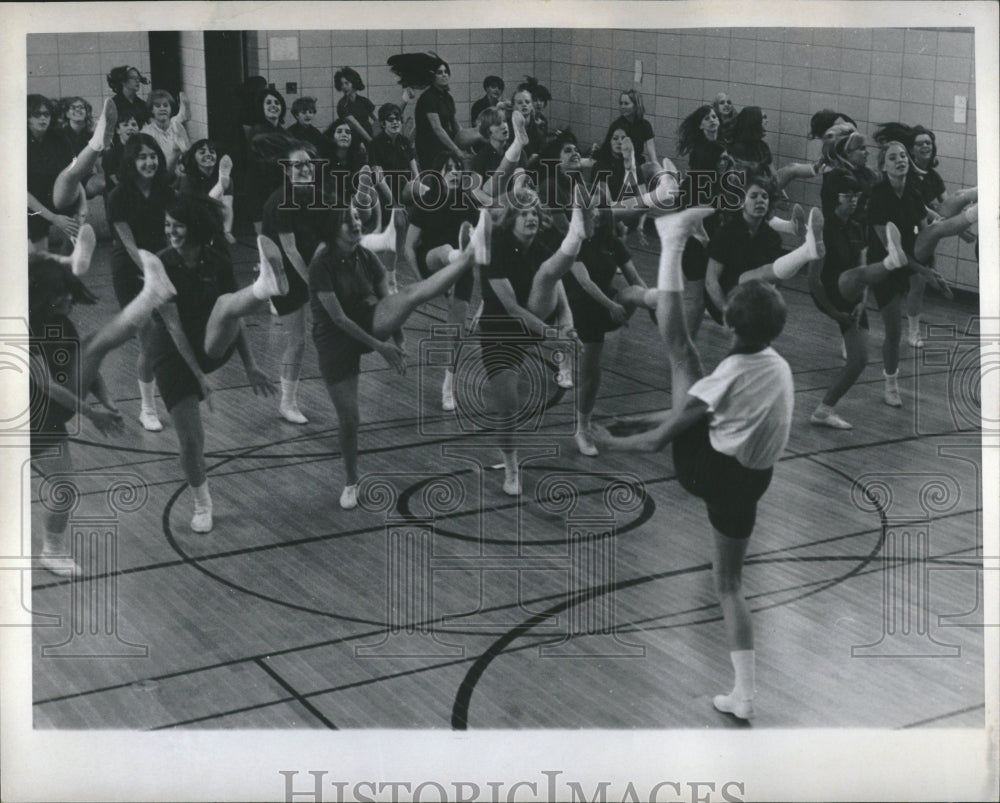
[261, 141, 329, 425]
[875, 122, 977, 348]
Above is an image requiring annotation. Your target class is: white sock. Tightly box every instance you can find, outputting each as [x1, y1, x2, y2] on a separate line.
[579, 411, 591, 431]
[502, 451, 518, 482]
[42, 528, 66, 552]
[139, 380, 157, 412]
[191, 481, 212, 510]
[653, 216, 688, 292]
[907, 315, 920, 336]
[560, 210, 585, 257]
[767, 216, 795, 235]
[884, 369, 899, 387]
[882, 221, 908, 270]
[730, 649, 756, 700]
[88, 111, 108, 152]
[772, 209, 823, 279]
[280, 377, 298, 405]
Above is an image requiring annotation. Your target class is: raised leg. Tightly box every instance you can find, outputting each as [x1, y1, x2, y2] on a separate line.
[370, 219, 484, 340]
[52, 98, 116, 211]
[527, 186, 596, 319]
[204, 236, 288, 358]
[913, 204, 977, 263]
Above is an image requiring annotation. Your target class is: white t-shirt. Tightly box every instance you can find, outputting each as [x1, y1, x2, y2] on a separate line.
[142, 116, 190, 177]
[687, 346, 794, 470]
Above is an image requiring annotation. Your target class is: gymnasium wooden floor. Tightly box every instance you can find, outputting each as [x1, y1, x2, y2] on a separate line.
[28, 227, 986, 730]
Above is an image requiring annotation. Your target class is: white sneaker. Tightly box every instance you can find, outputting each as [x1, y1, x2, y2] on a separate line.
[191, 506, 213, 533]
[39, 547, 79, 578]
[139, 408, 163, 432]
[279, 402, 308, 424]
[884, 381, 903, 408]
[907, 330, 924, 348]
[340, 484, 358, 510]
[713, 693, 755, 721]
[810, 409, 853, 430]
[442, 386, 456, 412]
[502, 476, 521, 496]
[574, 429, 599, 456]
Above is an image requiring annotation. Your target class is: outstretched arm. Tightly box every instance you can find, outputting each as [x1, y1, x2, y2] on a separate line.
[595, 395, 709, 452]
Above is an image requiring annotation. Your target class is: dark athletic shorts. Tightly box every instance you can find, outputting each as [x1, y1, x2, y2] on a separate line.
[271, 262, 310, 316]
[870, 268, 911, 310]
[415, 245, 474, 303]
[110, 252, 144, 308]
[568, 292, 624, 344]
[314, 303, 377, 384]
[811, 275, 870, 334]
[153, 345, 235, 412]
[672, 418, 773, 540]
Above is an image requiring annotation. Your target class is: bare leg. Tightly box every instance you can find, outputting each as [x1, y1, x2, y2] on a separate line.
[278, 305, 308, 424]
[657, 289, 705, 405]
[170, 395, 207, 488]
[740, 208, 824, 284]
[710, 526, 756, 720]
[204, 236, 288, 358]
[683, 279, 706, 339]
[323, 375, 361, 505]
[936, 187, 977, 218]
[913, 204, 977, 263]
[880, 295, 904, 407]
[574, 341, 603, 456]
[905, 273, 927, 347]
[34, 445, 81, 577]
[812, 325, 869, 429]
[52, 98, 116, 211]
[371, 240, 476, 339]
[489, 367, 523, 495]
[170, 394, 213, 532]
[527, 187, 597, 319]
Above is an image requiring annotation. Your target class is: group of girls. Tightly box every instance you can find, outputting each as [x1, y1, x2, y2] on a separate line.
[28, 54, 979, 727]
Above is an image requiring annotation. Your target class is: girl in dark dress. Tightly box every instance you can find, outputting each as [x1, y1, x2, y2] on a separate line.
[29, 248, 175, 575]
[261, 141, 329, 424]
[875, 121, 977, 347]
[149, 193, 288, 532]
[335, 66, 378, 147]
[27, 95, 76, 250]
[245, 87, 289, 234]
[178, 138, 236, 243]
[106, 133, 175, 430]
[309, 204, 490, 509]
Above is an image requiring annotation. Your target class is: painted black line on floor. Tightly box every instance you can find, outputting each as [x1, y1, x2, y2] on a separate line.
[448, 451, 894, 729]
[34, 527, 980, 713]
[254, 657, 338, 730]
[31, 428, 980, 595]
